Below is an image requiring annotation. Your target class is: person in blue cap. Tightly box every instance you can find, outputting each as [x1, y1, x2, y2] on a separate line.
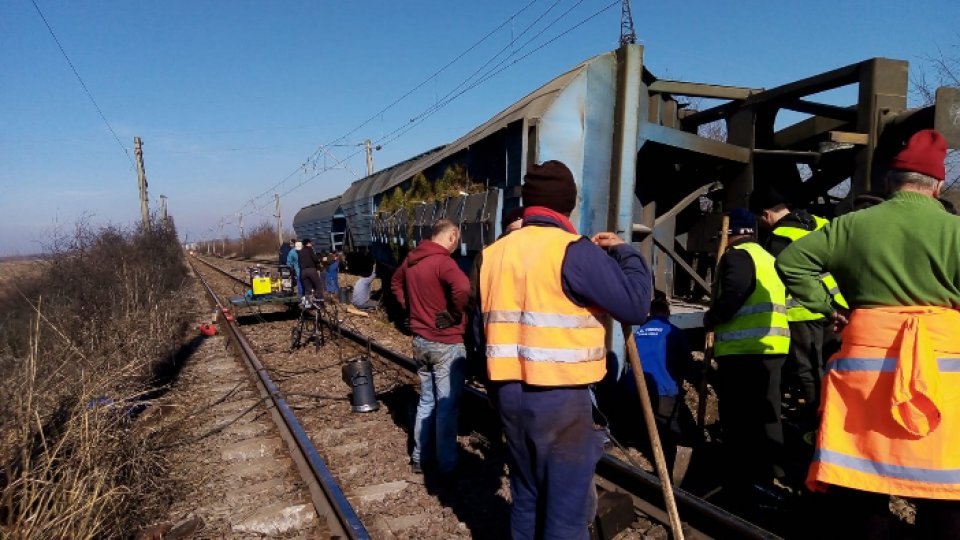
[704, 207, 791, 508]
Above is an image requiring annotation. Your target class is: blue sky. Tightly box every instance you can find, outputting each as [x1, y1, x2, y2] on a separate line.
[1, 0, 957, 254]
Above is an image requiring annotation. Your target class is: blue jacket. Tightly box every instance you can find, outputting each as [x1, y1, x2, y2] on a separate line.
[626, 315, 689, 397]
[286, 249, 300, 276]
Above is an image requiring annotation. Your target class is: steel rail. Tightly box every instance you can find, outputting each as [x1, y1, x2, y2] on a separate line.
[327, 320, 779, 540]
[189, 258, 369, 540]
[193, 255, 779, 539]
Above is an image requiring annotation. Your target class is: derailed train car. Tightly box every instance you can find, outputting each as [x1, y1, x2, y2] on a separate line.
[296, 43, 960, 364]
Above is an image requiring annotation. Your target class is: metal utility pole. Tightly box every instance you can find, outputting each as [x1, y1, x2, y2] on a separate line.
[134, 136, 150, 231]
[364, 139, 375, 176]
[275, 193, 283, 246]
[619, 0, 637, 46]
[237, 212, 245, 254]
[159, 194, 168, 223]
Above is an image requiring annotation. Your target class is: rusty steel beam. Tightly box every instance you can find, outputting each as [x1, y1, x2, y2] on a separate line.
[682, 61, 863, 128]
[639, 123, 750, 163]
[782, 100, 859, 123]
[648, 80, 761, 101]
[773, 114, 852, 149]
[853, 58, 909, 195]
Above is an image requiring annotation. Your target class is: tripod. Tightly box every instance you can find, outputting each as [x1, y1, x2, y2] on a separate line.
[290, 295, 326, 352]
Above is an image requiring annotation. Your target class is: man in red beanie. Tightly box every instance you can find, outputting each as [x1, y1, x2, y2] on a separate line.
[777, 129, 960, 538]
[476, 160, 652, 540]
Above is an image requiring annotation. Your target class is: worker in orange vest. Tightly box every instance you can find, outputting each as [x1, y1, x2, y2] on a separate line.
[777, 129, 960, 539]
[476, 160, 652, 540]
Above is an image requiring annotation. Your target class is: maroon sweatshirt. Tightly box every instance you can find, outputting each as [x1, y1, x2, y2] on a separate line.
[391, 240, 469, 344]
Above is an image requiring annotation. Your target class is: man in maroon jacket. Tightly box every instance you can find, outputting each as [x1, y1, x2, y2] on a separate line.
[391, 219, 470, 474]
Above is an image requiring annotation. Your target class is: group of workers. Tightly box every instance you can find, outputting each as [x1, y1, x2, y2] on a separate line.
[707, 129, 959, 539]
[386, 128, 958, 539]
[278, 238, 344, 301]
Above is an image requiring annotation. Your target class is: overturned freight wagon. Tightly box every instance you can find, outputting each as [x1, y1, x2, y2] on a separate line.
[297, 43, 960, 365]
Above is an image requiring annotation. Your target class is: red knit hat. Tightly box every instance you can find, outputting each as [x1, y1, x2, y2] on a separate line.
[890, 129, 947, 181]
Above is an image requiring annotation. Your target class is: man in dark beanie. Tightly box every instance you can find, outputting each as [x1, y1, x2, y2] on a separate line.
[475, 160, 652, 539]
[704, 207, 791, 507]
[520, 160, 578, 214]
[778, 129, 960, 537]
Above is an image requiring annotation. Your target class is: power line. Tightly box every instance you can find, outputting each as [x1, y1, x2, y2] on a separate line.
[240, 0, 545, 214]
[30, 0, 135, 169]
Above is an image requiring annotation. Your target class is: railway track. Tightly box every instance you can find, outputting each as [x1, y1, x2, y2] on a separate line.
[191, 254, 780, 539]
[188, 257, 370, 539]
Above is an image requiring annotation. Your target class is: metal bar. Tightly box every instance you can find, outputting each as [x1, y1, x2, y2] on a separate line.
[652, 236, 712, 294]
[781, 100, 858, 122]
[682, 61, 863, 128]
[753, 149, 822, 164]
[595, 456, 781, 539]
[190, 258, 370, 540]
[773, 114, 851, 149]
[638, 123, 750, 163]
[828, 131, 870, 145]
[654, 183, 721, 226]
[649, 80, 760, 100]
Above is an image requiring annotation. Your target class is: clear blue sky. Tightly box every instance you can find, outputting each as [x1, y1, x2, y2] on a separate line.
[1, 0, 957, 254]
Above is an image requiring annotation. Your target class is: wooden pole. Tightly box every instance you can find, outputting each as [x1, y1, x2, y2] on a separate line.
[696, 215, 729, 433]
[275, 193, 283, 247]
[622, 322, 685, 540]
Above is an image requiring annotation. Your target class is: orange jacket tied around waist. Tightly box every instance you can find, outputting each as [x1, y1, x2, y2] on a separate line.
[808, 306, 960, 499]
[480, 226, 607, 386]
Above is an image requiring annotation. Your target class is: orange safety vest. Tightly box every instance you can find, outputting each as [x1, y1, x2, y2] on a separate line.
[479, 225, 607, 386]
[808, 306, 960, 499]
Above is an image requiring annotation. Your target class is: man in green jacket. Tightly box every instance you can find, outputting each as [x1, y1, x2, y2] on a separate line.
[776, 129, 960, 538]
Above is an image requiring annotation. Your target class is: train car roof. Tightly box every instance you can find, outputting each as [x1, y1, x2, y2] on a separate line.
[340, 50, 613, 205]
[293, 195, 342, 226]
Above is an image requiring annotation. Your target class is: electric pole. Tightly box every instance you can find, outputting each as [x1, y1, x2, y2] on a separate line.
[219, 218, 225, 255]
[159, 194, 168, 223]
[364, 139, 375, 176]
[238, 212, 245, 255]
[134, 136, 150, 231]
[620, 0, 637, 46]
[275, 193, 283, 247]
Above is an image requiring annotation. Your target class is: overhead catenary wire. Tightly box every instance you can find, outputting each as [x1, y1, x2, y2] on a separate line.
[242, 0, 617, 215]
[30, 0, 136, 170]
[238, 0, 543, 214]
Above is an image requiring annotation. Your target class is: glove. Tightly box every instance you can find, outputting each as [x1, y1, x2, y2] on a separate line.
[435, 311, 461, 330]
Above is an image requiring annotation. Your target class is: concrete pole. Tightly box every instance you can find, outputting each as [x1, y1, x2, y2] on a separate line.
[365, 139, 374, 176]
[159, 194, 168, 222]
[238, 212, 245, 255]
[134, 136, 150, 231]
[275, 193, 283, 246]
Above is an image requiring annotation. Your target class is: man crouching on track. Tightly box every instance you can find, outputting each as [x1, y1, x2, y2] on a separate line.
[477, 160, 651, 540]
[777, 129, 960, 539]
[391, 219, 470, 475]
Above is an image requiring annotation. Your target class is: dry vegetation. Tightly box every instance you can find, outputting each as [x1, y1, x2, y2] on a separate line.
[0, 219, 193, 539]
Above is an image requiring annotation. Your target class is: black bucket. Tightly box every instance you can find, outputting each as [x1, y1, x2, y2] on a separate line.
[341, 356, 379, 412]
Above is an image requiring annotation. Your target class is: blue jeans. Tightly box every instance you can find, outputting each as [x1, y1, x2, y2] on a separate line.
[495, 382, 603, 540]
[411, 336, 465, 472]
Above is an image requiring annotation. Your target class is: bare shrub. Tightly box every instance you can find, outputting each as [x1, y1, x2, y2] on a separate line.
[0, 218, 191, 538]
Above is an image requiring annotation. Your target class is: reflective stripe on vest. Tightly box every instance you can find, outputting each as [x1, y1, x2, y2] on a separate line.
[771, 215, 848, 319]
[808, 307, 960, 499]
[480, 226, 607, 386]
[714, 242, 790, 357]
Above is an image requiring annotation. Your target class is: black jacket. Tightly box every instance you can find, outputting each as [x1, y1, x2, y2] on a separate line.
[299, 246, 319, 271]
[763, 209, 818, 258]
[704, 237, 756, 328]
[279, 244, 292, 266]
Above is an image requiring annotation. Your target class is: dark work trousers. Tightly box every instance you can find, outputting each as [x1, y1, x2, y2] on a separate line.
[818, 486, 960, 540]
[494, 382, 604, 540]
[300, 268, 322, 298]
[716, 354, 786, 487]
[785, 319, 830, 428]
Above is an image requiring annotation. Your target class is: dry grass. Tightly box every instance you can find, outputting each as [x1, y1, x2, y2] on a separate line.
[0, 219, 192, 538]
